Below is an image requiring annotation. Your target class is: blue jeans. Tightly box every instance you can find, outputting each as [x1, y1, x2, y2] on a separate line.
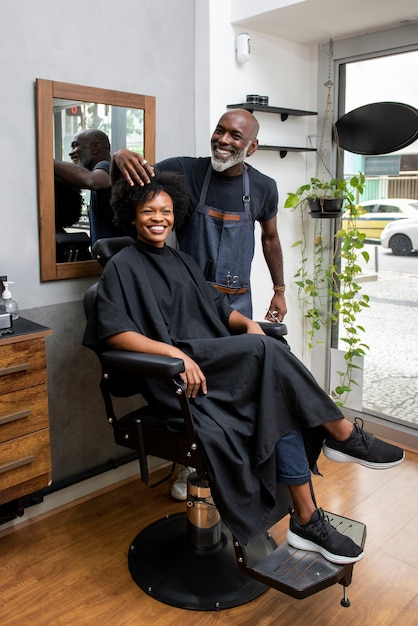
[275, 429, 311, 485]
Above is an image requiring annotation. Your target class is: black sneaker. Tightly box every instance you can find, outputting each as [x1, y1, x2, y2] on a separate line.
[323, 417, 404, 469]
[287, 508, 364, 565]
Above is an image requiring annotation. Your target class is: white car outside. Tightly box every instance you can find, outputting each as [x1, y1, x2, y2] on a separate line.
[344, 198, 418, 239]
[380, 217, 418, 255]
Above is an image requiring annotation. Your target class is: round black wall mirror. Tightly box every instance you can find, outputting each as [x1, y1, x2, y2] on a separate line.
[335, 102, 418, 155]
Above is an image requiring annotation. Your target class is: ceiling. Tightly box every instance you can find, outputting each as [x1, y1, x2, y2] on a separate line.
[233, 0, 418, 45]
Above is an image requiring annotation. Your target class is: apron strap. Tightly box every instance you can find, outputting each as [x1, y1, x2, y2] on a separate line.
[198, 164, 213, 206]
[242, 164, 251, 213]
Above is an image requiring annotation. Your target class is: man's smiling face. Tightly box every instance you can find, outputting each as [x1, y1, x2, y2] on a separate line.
[210, 110, 259, 175]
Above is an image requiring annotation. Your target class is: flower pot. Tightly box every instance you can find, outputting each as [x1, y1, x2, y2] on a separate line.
[308, 197, 344, 218]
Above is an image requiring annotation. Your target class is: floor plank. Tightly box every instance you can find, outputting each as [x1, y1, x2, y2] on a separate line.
[1, 450, 417, 625]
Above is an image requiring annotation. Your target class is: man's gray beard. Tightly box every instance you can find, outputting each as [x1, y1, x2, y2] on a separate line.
[211, 141, 252, 172]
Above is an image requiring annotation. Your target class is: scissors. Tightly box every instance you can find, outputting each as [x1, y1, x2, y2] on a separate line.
[267, 309, 281, 323]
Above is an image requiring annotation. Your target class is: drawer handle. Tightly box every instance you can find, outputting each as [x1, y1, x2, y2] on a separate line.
[0, 454, 35, 474]
[0, 410, 31, 425]
[0, 363, 30, 377]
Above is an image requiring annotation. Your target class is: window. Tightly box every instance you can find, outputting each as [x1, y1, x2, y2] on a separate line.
[319, 31, 418, 450]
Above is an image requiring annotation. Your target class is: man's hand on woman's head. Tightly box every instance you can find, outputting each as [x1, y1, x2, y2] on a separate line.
[111, 149, 155, 186]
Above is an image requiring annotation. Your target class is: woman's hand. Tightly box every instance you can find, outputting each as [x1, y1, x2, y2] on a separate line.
[228, 310, 266, 335]
[106, 332, 206, 398]
[245, 320, 266, 335]
[178, 352, 207, 398]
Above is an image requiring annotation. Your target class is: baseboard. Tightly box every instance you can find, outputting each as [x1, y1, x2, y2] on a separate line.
[0, 457, 168, 537]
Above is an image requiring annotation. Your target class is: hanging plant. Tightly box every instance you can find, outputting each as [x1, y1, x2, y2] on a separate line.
[284, 37, 371, 406]
[285, 177, 347, 218]
[290, 211, 328, 350]
[285, 172, 370, 406]
[328, 174, 370, 405]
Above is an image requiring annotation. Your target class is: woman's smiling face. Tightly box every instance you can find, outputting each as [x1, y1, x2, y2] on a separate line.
[133, 191, 174, 247]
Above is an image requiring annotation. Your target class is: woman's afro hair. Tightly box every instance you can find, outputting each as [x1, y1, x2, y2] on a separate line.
[111, 170, 190, 238]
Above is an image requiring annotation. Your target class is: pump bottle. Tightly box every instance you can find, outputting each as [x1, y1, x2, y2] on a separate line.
[2, 282, 19, 319]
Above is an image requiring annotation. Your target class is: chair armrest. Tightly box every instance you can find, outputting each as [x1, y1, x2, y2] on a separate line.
[101, 350, 185, 378]
[101, 324, 286, 378]
[92, 237, 135, 267]
[257, 321, 287, 339]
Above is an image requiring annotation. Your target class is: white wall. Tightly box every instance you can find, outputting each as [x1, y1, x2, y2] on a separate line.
[0, 0, 196, 310]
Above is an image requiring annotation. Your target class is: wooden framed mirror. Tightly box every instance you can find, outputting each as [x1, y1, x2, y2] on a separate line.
[36, 79, 156, 281]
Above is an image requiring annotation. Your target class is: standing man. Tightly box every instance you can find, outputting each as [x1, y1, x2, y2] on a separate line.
[111, 108, 287, 499]
[54, 129, 122, 244]
[112, 109, 287, 321]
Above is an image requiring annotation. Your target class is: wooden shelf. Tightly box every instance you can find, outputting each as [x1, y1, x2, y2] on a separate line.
[227, 103, 317, 158]
[258, 145, 316, 159]
[227, 103, 317, 121]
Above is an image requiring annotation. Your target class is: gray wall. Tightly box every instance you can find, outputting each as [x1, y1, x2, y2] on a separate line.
[1, 0, 197, 484]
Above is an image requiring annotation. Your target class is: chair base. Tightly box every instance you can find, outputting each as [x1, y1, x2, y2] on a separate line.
[128, 512, 276, 611]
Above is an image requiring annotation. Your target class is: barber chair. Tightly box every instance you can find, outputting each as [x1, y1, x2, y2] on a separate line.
[56, 231, 91, 263]
[84, 237, 366, 611]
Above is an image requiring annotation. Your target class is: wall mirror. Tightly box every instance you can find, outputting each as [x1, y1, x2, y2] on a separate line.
[36, 79, 156, 281]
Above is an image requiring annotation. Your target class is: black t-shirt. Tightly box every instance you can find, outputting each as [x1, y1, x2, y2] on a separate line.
[155, 156, 278, 222]
[89, 160, 123, 243]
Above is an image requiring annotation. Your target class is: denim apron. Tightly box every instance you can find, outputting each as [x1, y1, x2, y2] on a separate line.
[178, 164, 254, 317]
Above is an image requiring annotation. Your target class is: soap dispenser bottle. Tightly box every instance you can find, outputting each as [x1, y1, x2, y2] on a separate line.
[2, 282, 19, 319]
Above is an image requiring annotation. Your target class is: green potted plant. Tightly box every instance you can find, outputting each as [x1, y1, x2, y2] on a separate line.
[285, 176, 351, 217]
[285, 173, 370, 406]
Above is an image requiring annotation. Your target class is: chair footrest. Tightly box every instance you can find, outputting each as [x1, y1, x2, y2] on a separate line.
[250, 543, 348, 598]
[235, 512, 366, 600]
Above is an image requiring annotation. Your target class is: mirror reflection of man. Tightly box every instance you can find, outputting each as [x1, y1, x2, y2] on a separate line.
[54, 129, 121, 244]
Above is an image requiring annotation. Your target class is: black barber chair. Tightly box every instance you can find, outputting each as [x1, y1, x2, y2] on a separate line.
[56, 232, 92, 263]
[84, 237, 366, 611]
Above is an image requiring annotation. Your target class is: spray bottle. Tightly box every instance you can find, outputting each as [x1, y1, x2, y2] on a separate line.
[2, 282, 19, 319]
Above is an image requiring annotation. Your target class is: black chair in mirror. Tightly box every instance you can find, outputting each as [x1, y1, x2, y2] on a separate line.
[56, 232, 92, 263]
[83, 237, 366, 611]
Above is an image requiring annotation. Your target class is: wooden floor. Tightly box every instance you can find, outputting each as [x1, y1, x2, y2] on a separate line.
[1, 449, 418, 626]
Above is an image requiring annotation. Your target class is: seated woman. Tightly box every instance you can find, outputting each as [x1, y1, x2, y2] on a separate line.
[83, 171, 404, 565]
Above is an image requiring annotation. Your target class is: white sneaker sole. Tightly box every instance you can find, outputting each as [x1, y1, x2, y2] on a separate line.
[322, 443, 405, 469]
[286, 529, 364, 565]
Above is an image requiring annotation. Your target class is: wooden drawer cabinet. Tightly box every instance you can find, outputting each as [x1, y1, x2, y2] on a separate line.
[0, 384, 49, 441]
[0, 339, 47, 394]
[0, 320, 52, 505]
